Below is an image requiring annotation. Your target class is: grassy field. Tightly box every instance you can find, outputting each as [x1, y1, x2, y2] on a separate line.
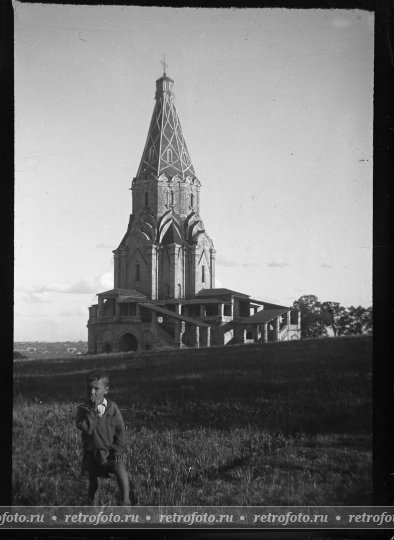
[12, 336, 372, 506]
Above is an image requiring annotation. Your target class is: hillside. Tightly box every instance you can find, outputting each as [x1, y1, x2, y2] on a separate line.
[13, 336, 372, 506]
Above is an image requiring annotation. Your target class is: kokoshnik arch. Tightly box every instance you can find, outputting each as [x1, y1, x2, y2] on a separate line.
[87, 68, 301, 353]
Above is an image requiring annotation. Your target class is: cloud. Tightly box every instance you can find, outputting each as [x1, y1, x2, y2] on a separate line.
[320, 262, 333, 268]
[15, 289, 51, 303]
[216, 255, 259, 268]
[18, 273, 113, 297]
[26, 291, 52, 303]
[267, 258, 289, 268]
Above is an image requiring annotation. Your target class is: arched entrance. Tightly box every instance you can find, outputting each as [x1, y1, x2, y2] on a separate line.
[118, 333, 138, 352]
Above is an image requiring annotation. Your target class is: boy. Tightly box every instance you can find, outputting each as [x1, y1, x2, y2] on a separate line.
[76, 371, 132, 505]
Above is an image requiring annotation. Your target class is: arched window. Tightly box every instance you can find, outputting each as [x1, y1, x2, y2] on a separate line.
[170, 190, 174, 206]
[202, 265, 205, 283]
[135, 263, 140, 282]
[144, 192, 149, 207]
[190, 193, 194, 208]
[167, 149, 173, 163]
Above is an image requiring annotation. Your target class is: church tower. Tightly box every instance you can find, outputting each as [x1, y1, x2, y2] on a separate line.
[113, 69, 215, 300]
[87, 64, 301, 353]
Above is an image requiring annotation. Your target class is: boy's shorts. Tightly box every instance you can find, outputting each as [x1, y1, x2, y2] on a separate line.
[82, 451, 127, 478]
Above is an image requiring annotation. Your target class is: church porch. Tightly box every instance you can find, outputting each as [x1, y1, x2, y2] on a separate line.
[239, 308, 301, 343]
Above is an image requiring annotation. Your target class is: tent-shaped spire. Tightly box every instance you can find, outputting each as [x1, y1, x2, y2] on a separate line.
[137, 74, 196, 179]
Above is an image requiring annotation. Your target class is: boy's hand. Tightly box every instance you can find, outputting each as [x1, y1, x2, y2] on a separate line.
[78, 404, 92, 415]
[88, 396, 100, 409]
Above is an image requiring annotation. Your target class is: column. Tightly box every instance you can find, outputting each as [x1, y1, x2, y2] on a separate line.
[206, 326, 211, 347]
[256, 324, 262, 341]
[219, 303, 224, 318]
[156, 245, 162, 297]
[113, 251, 119, 288]
[274, 317, 280, 341]
[297, 310, 301, 327]
[233, 298, 238, 318]
[119, 247, 127, 288]
[174, 321, 182, 347]
[88, 328, 95, 353]
[145, 244, 158, 299]
[190, 245, 199, 296]
[98, 297, 104, 317]
[263, 323, 268, 342]
[210, 248, 216, 288]
[96, 334, 102, 353]
[287, 311, 291, 326]
[168, 244, 178, 298]
[179, 181, 188, 217]
[181, 244, 186, 300]
[196, 185, 201, 215]
[194, 326, 200, 348]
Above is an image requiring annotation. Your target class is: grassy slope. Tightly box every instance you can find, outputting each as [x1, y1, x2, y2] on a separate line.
[13, 336, 372, 506]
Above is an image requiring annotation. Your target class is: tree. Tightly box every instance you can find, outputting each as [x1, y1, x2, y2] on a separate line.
[320, 301, 348, 336]
[336, 305, 372, 336]
[292, 295, 326, 338]
[293, 295, 373, 338]
[360, 306, 373, 334]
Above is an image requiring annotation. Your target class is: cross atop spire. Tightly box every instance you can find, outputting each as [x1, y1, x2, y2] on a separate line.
[160, 55, 168, 77]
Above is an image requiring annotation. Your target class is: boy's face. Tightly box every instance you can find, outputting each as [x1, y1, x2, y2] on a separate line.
[87, 379, 108, 407]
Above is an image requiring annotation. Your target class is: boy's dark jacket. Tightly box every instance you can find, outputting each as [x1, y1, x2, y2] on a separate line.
[76, 399, 127, 465]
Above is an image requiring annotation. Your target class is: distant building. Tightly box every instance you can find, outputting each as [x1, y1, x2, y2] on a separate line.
[87, 70, 300, 353]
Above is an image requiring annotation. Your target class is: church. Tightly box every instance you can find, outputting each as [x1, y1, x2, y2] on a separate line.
[87, 68, 301, 353]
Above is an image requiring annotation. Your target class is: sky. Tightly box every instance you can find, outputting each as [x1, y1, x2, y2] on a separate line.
[14, 3, 374, 342]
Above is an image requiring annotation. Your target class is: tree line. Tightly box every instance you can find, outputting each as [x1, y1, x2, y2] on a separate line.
[292, 295, 372, 339]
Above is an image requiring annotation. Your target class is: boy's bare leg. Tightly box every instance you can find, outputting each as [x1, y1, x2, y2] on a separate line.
[88, 473, 98, 505]
[113, 463, 131, 505]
